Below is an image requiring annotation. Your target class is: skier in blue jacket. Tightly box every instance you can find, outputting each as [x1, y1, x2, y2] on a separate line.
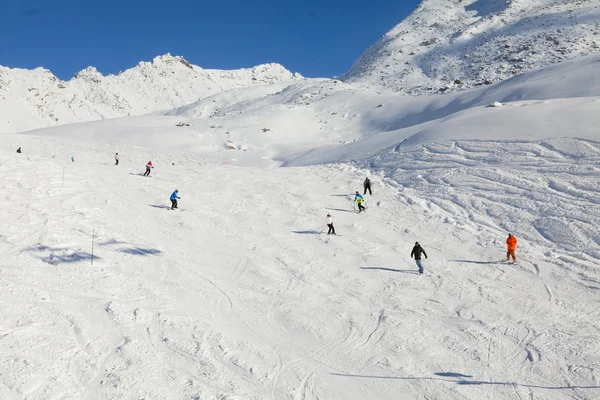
[170, 189, 180, 210]
[354, 191, 365, 213]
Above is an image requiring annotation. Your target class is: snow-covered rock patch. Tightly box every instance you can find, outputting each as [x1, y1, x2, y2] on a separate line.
[343, 0, 600, 94]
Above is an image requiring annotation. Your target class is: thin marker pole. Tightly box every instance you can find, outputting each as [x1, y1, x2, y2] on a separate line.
[91, 228, 95, 266]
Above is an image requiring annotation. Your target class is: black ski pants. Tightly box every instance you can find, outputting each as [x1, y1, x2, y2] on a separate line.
[171, 200, 178, 210]
[364, 185, 372, 195]
[327, 223, 335, 234]
[144, 167, 151, 176]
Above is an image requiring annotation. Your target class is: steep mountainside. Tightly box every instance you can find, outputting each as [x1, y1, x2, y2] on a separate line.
[0, 54, 300, 133]
[343, 0, 600, 94]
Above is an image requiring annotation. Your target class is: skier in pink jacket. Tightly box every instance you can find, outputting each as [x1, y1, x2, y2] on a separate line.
[326, 213, 336, 235]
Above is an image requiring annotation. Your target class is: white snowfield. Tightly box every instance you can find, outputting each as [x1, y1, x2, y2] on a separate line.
[1, 51, 599, 399]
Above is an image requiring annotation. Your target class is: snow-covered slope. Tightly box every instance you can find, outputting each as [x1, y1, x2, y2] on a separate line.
[22, 55, 600, 168]
[343, 0, 600, 94]
[1, 128, 599, 399]
[0, 54, 300, 133]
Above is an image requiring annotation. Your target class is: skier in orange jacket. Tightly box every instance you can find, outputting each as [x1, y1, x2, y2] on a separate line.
[506, 233, 517, 262]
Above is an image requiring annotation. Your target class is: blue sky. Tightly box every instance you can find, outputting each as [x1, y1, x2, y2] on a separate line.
[0, 0, 419, 80]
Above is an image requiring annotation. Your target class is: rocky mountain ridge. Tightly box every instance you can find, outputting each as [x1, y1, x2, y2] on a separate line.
[0, 54, 300, 132]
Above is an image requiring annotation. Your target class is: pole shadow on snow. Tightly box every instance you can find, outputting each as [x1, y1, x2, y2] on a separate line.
[331, 373, 600, 390]
[449, 259, 501, 265]
[292, 230, 322, 235]
[361, 267, 419, 274]
[325, 207, 356, 213]
[330, 194, 351, 197]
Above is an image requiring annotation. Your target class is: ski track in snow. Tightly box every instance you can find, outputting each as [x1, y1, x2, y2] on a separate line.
[0, 134, 598, 399]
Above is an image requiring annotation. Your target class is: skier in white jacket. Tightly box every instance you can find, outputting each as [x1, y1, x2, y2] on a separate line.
[326, 213, 336, 235]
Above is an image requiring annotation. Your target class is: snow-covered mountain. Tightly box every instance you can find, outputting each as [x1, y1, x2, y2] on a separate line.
[3, 0, 600, 133]
[343, 0, 600, 94]
[0, 54, 300, 133]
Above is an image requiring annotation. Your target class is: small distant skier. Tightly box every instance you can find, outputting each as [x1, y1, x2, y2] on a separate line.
[16, 147, 21, 153]
[71, 156, 75, 162]
[115, 152, 119, 165]
[326, 213, 336, 235]
[411, 241, 428, 275]
[506, 233, 518, 263]
[363, 177, 372, 195]
[170, 189, 180, 210]
[143, 161, 153, 176]
[354, 191, 365, 213]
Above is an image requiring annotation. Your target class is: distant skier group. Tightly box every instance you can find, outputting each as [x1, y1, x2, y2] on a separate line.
[325, 175, 519, 275]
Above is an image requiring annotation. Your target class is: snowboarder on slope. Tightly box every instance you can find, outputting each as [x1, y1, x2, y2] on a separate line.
[115, 152, 119, 165]
[363, 177, 372, 195]
[411, 242, 428, 275]
[326, 213, 336, 235]
[71, 156, 75, 162]
[143, 161, 153, 176]
[16, 147, 21, 153]
[354, 191, 365, 213]
[170, 189, 180, 210]
[506, 233, 517, 263]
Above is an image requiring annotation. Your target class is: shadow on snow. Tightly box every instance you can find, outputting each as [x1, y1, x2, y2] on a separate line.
[325, 207, 356, 213]
[119, 248, 161, 256]
[449, 259, 502, 265]
[27, 245, 97, 265]
[331, 373, 600, 390]
[361, 266, 419, 274]
[27, 242, 161, 265]
[149, 204, 171, 209]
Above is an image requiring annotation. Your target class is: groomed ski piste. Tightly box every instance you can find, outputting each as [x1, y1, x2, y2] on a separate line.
[1, 57, 600, 400]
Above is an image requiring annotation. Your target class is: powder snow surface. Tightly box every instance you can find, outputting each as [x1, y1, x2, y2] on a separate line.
[1, 133, 598, 399]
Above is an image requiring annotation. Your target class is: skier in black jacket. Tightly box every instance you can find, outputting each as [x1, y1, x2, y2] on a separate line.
[363, 177, 372, 195]
[410, 242, 428, 274]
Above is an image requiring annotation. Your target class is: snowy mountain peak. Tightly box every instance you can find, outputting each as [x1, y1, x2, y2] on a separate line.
[343, 0, 600, 94]
[74, 66, 103, 81]
[0, 55, 300, 133]
[145, 53, 195, 70]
